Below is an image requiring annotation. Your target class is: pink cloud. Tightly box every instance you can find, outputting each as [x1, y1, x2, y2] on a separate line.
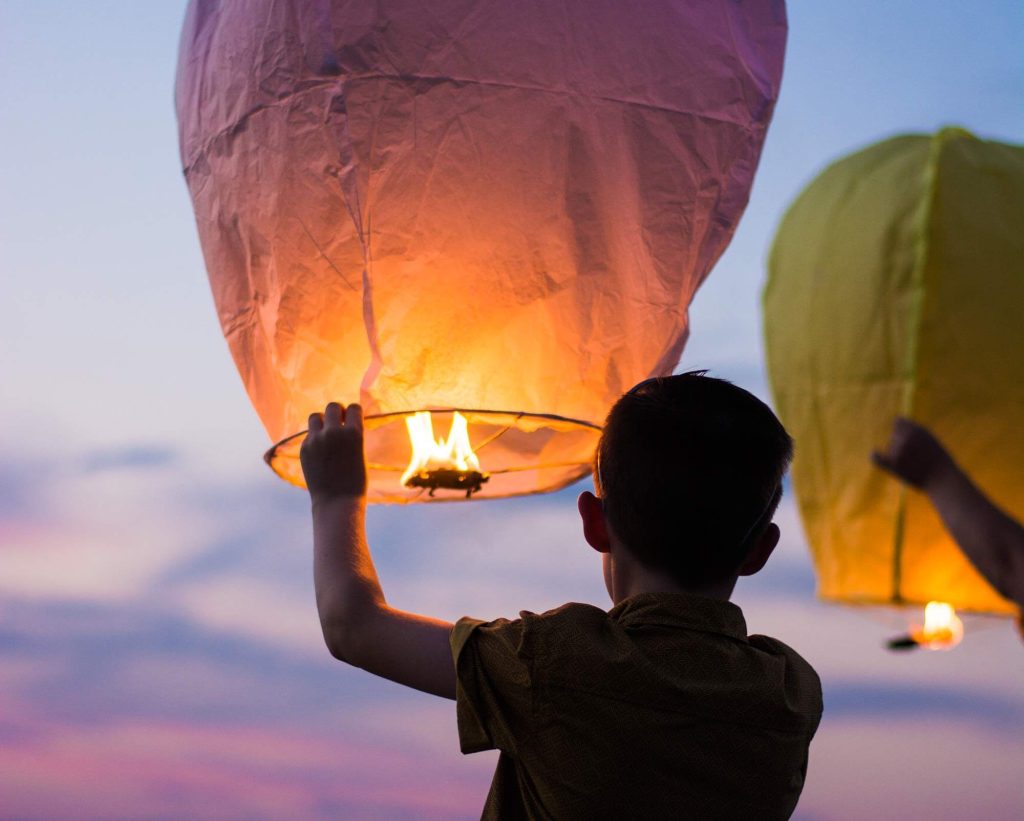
[0, 707, 490, 820]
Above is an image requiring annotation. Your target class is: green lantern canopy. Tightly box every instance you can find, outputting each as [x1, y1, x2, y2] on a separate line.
[764, 128, 1022, 619]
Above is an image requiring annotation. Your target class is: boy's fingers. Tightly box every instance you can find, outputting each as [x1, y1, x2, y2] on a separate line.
[308, 412, 324, 434]
[872, 451, 906, 480]
[871, 450, 891, 472]
[325, 402, 344, 428]
[895, 416, 925, 436]
[346, 403, 363, 433]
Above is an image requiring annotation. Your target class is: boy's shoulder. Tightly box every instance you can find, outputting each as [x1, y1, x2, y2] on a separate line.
[454, 592, 821, 749]
[458, 593, 821, 720]
[748, 632, 822, 684]
[451, 600, 608, 669]
[471, 593, 817, 667]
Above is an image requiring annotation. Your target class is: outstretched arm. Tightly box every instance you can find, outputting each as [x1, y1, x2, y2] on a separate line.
[301, 402, 456, 699]
[873, 417, 1024, 608]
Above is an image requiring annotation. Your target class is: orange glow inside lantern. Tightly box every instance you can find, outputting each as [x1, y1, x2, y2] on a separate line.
[264, 409, 602, 504]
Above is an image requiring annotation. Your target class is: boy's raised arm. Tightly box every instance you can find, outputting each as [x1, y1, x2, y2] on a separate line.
[302, 402, 456, 699]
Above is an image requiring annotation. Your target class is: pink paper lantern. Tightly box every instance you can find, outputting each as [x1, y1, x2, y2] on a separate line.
[176, 0, 787, 502]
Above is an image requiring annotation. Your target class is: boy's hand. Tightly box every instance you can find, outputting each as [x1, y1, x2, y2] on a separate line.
[872, 417, 955, 491]
[300, 402, 368, 502]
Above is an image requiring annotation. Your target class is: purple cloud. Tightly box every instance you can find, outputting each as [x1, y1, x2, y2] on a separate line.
[81, 444, 179, 473]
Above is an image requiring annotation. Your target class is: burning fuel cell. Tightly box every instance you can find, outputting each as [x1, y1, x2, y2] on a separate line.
[887, 601, 965, 651]
[401, 412, 489, 498]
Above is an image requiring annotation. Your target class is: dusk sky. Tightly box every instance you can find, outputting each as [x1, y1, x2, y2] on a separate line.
[2, 2, 1024, 819]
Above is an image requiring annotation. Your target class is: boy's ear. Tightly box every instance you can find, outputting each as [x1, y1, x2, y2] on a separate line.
[737, 522, 780, 577]
[578, 491, 612, 554]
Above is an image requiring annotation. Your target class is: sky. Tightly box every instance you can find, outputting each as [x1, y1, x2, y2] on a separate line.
[2, 1, 1023, 818]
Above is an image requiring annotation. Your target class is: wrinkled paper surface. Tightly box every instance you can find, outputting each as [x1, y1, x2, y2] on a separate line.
[177, 0, 786, 500]
[765, 129, 1023, 615]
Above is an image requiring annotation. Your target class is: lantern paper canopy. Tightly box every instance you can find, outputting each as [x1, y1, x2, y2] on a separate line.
[176, 0, 787, 503]
[764, 128, 1023, 616]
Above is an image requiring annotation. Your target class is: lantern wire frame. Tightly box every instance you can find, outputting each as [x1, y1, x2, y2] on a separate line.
[264, 407, 603, 504]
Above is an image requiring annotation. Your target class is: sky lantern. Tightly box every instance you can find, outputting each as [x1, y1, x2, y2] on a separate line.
[176, 0, 787, 503]
[764, 128, 1024, 644]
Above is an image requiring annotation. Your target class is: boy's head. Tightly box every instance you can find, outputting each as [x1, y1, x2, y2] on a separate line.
[586, 371, 793, 591]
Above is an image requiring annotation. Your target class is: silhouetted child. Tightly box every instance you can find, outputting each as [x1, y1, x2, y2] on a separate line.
[300, 372, 822, 820]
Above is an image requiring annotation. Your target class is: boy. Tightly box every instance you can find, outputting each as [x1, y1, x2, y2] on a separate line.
[301, 372, 822, 819]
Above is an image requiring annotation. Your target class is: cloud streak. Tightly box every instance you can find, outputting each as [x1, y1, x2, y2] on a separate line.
[823, 680, 1024, 733]
[81, 444, 179, 473]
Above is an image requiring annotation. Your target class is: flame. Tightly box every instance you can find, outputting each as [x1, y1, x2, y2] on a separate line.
[400, 411, 481, 487]
[911, 601, 964, 650]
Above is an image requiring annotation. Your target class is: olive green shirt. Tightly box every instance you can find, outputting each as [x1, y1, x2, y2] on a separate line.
[451, 592, 822, 820]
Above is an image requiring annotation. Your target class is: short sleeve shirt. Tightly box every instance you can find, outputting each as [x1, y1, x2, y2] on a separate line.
[451, 592, 822, 821]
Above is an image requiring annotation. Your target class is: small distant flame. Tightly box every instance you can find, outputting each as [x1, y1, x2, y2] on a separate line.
[400, 411, 482, 488]
[910, 601, 964, 650]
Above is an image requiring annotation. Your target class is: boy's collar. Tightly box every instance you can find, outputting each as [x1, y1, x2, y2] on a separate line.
[608, 591, 748, 640]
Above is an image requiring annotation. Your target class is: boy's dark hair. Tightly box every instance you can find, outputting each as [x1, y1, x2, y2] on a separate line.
[596, 371, 793, 587]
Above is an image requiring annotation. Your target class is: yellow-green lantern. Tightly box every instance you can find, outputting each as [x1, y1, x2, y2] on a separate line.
[764, 128, 1022, 626]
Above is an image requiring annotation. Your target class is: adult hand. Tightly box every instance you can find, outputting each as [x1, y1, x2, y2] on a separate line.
[300, 402, 368, 502]
[872, 417, 955, 491]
